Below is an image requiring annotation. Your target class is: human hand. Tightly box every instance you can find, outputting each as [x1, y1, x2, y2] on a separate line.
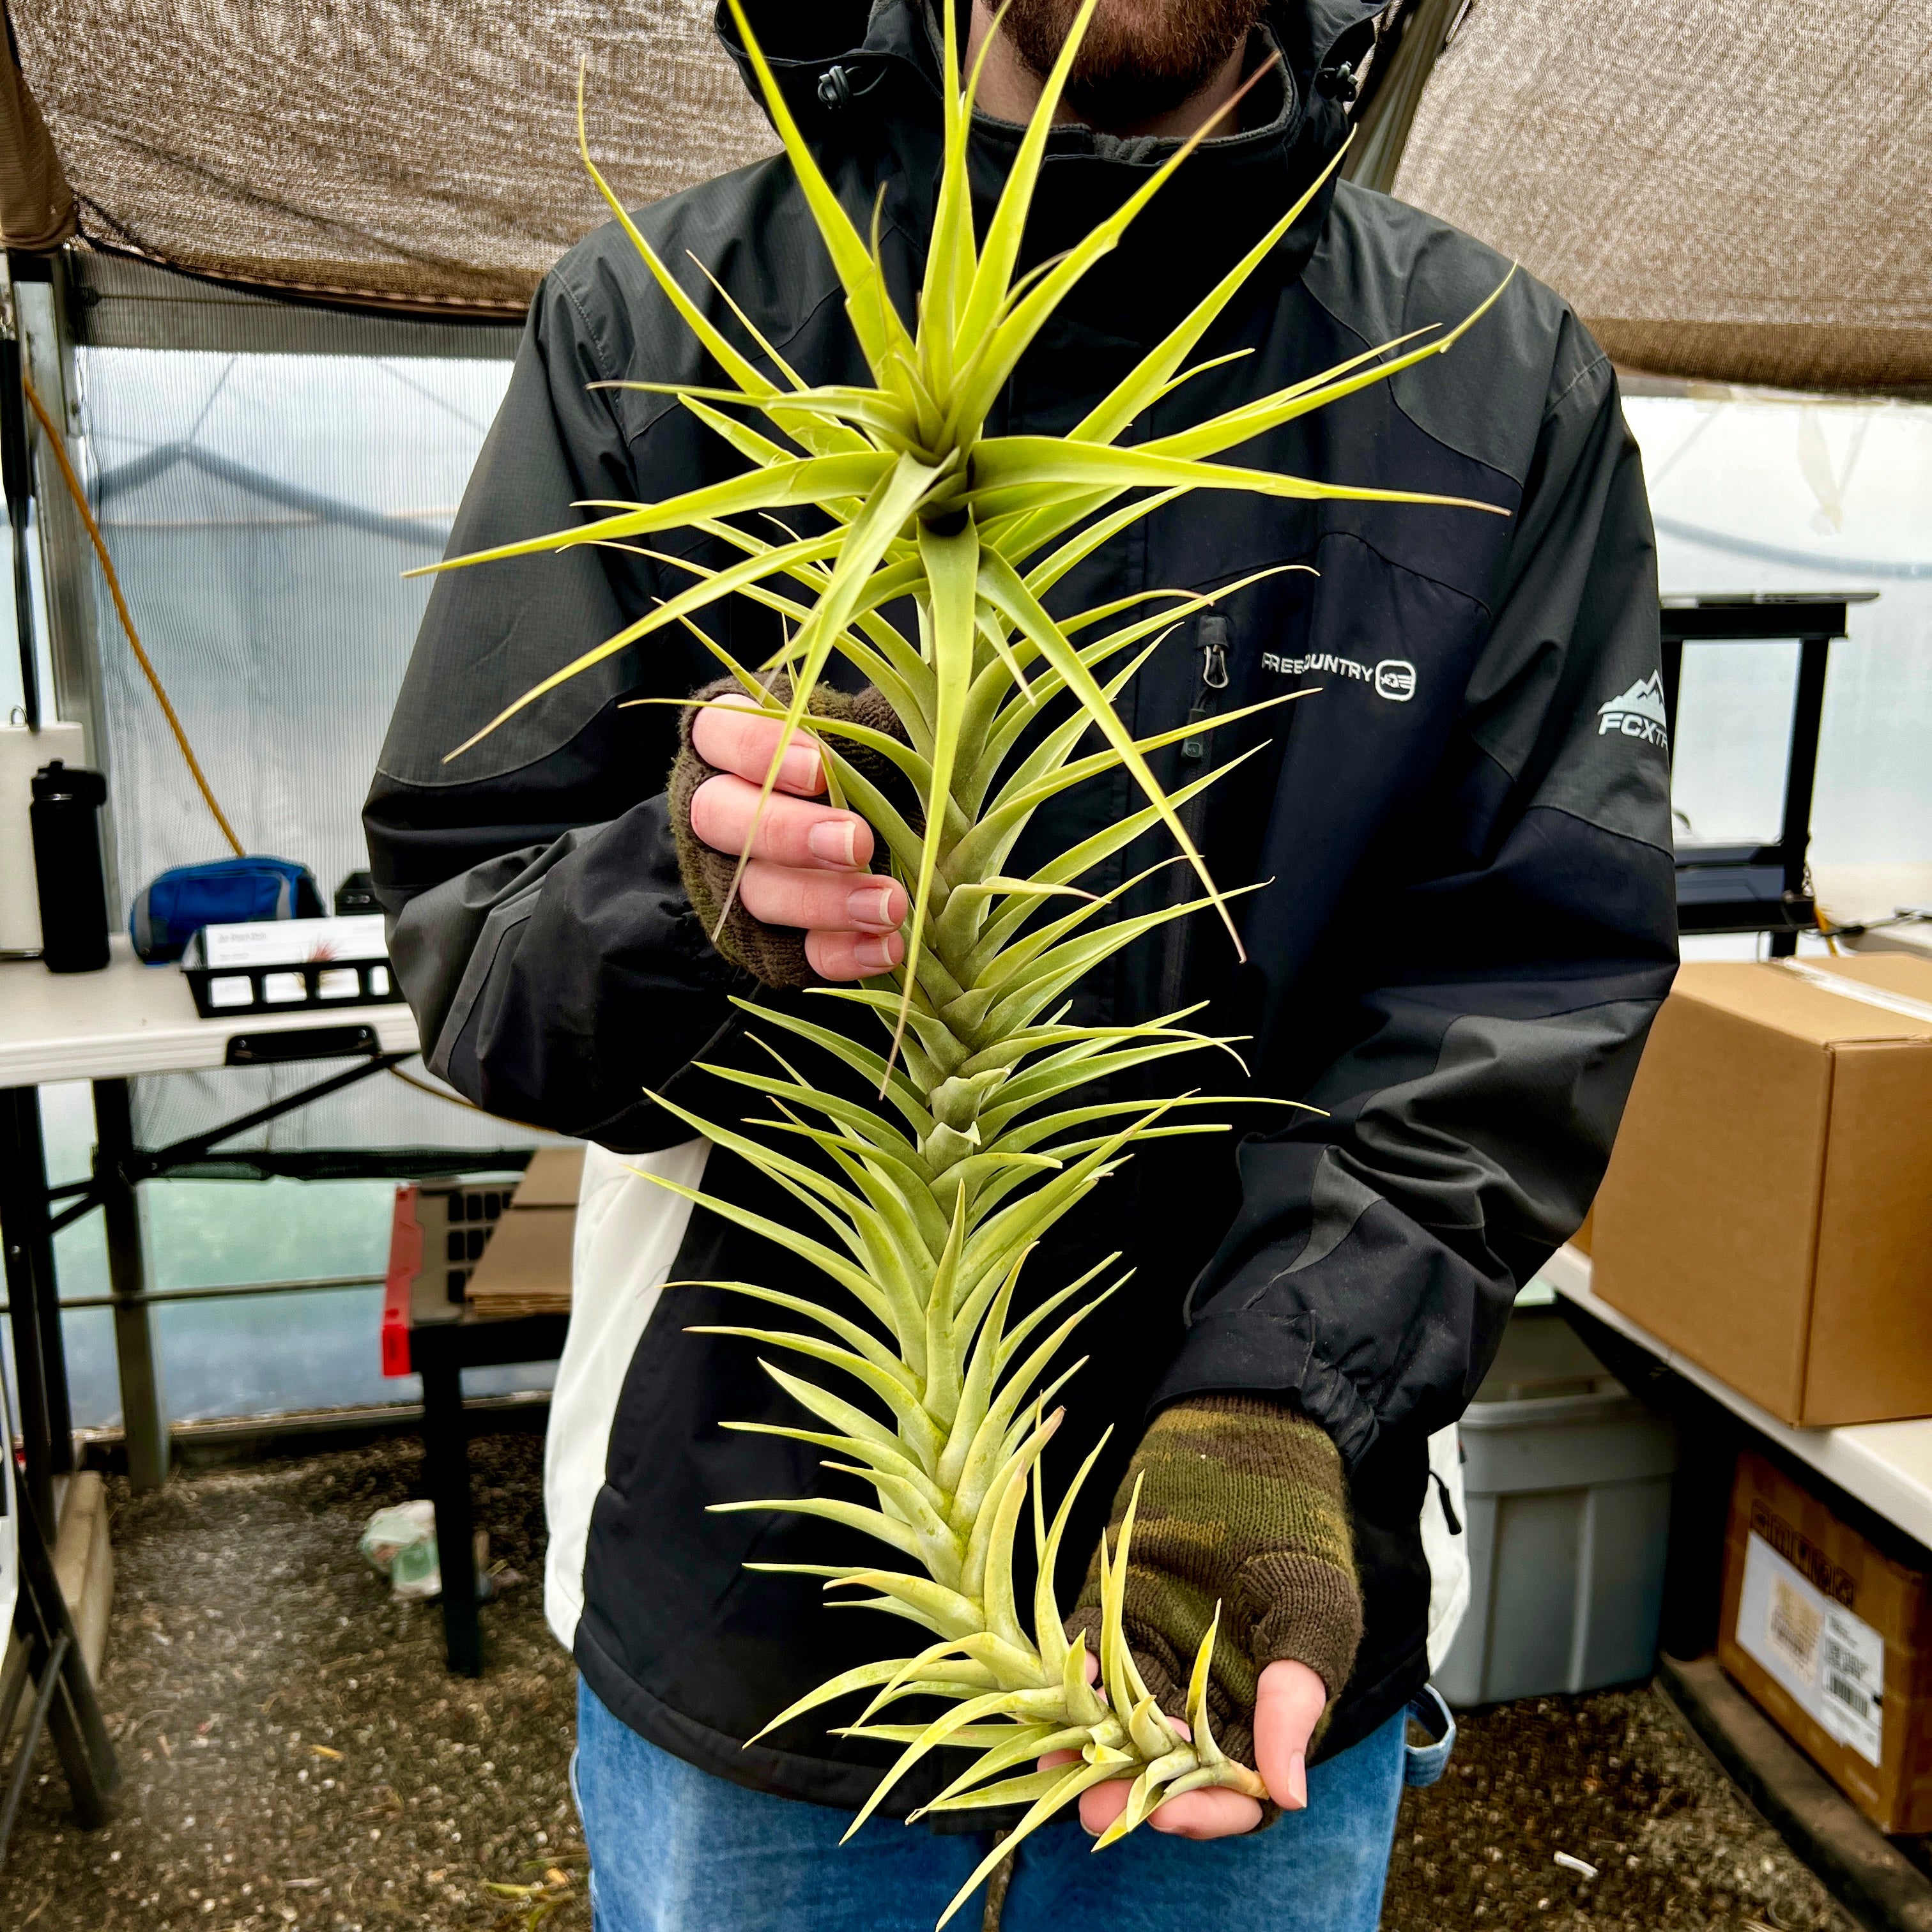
[687, 692, 907, 981]
[1052, 1393, 1360, 1839]
[1041, 1655, 1326, 1839]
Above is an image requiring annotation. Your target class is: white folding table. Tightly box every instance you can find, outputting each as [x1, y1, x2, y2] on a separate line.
[0, 936, 431, 1505]
[2, 938, 553, 1687]
[1537, 1245, 1932, 1587]
[0, 932, 421, 1087]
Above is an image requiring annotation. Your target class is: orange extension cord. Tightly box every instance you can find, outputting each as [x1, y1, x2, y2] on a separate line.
[21, 372, 245, 857]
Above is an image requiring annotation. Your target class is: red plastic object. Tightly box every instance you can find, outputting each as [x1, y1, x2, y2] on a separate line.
[381, 1183, 422, 1377]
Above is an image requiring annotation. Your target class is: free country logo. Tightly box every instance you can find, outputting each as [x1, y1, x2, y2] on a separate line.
[1259, 650, 1417, 701]
[1597, 670, 1669, 748]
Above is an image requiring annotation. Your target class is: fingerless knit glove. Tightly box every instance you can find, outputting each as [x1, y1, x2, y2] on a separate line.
[1066, 1393, 1362, 1772]
[668, 673, 908, 988]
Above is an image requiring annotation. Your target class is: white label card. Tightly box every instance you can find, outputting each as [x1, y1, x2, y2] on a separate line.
[1737, 1529, 1885, 1767]
[200, 914, 388, 969]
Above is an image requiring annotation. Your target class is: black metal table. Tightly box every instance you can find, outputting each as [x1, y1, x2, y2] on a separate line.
[407, 1310, 571, 1676]
[1661, 593, 1879, 952]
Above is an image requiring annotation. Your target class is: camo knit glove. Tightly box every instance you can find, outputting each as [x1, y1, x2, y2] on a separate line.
[668, 673, 910, 988]
[1066, 1393, 1362, 1774]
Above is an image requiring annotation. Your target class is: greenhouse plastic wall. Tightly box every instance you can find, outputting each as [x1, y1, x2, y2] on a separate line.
[0, 344, 554, 1429]
[1629, 393, 1932, 869]
[75, 345, 525, 1156]
[3, 344, 1928, 1429]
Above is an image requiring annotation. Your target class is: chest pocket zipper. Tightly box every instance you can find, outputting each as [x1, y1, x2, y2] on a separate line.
[1182, 618, 1230, 756]
[1161, 614, 1230, 1011]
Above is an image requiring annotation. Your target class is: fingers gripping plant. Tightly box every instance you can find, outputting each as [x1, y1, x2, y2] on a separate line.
[420, 4, 1506, 1916]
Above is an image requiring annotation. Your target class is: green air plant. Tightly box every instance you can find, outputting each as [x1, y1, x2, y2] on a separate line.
[417, 3, 1507, 1918]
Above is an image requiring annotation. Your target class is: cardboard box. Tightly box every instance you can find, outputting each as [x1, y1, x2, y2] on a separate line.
[463, 1146, 583, 1318]
[1719, 1450, 1932, 1833]
[506, 1145, 587, 1208]
[1591, 954, 1932, 1426]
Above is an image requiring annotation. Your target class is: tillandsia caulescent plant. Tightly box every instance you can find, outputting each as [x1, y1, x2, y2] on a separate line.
[415, 1, 1510, 1917]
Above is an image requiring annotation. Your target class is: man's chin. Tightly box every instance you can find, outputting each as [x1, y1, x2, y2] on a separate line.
[1001, 0, 1267, 132]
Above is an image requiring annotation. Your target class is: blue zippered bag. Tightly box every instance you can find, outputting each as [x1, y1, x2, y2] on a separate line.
[130, 856, 323, 962]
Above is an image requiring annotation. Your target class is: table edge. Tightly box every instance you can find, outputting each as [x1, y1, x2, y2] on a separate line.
[1542, 1246, 1932, 1554]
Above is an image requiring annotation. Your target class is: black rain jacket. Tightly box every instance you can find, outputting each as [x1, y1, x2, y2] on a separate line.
[365, 0, 1678, 1814]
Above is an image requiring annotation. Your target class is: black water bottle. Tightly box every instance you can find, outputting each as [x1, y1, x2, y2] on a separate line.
[30, 760, 110, 972]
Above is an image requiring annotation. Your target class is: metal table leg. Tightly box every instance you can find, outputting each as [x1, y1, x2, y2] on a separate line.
[0, 1435, 118, 1866]
[1, 1086, 72, 1527]
[1770, 633, 1832, 960]
[399, 1312, 565, 1680]
[93, 1078, 169, 1492]
[418, 1353, 483, 1676]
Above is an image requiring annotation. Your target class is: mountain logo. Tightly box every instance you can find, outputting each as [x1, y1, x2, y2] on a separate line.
[1597, 671, 1669, 748]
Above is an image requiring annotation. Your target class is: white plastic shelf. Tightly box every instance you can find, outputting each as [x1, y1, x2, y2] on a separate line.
[1540, 1244, 1932, 1556]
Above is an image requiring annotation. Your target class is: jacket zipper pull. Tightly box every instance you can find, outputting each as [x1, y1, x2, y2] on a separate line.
[1181, 617, 1230, 762]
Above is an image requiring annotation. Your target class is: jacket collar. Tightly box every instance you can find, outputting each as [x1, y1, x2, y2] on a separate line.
[715, 1, 1379, 340]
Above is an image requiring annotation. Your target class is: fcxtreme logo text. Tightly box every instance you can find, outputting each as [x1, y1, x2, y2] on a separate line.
[1598, 670, 1670, 748]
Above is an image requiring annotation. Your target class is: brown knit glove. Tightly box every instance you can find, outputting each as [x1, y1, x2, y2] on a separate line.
[1066, 1393, 1362, 1775]
[668, 673, 910, 988]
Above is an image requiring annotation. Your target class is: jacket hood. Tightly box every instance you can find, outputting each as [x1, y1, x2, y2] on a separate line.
[714, 0, 1382, 339]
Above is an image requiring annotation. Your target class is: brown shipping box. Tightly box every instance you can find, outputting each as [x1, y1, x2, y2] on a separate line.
[1591, 954, 1932, 1426]
[463, 1146, 583, 1319]
[1719, 1451, 1932, 1833]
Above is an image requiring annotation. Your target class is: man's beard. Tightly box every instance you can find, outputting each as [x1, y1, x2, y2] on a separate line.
[999, 0, 1269, 131]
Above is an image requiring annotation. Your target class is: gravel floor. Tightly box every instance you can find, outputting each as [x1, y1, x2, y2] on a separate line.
[0, 1434, 585, 1932]
[1386, 1692, 1857, 1931]
[0, 1434, 1860, 1931]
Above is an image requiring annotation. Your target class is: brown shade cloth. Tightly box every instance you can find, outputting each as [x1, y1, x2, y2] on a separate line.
[1392, 0, 1932, 393]
[8, 0, 777, 312]
[8, 0, 1928, 390]
[0, 3, 72, 248]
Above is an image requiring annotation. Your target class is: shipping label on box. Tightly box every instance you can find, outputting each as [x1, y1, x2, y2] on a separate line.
[1736, 1527, 1885, 1765]
[1719, 1451, 1932, 1834]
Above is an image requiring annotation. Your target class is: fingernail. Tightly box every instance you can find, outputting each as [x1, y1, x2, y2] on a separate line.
[854, 937, 896, 970]
[847, 885, 898, 930]
[782, 746, 823, 792]
[1287, 1751, 1307, 1811]
[808, 820, 857, 866]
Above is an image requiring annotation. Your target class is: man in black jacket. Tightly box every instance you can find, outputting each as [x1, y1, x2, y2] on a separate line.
[366, 1, 1677, 1923]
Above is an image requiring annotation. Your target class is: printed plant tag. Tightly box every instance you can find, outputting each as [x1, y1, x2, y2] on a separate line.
[1738, 1530, 1885, 1767]
[200, 914, 388, 969]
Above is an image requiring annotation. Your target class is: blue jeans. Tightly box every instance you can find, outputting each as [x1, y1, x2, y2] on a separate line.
[573, 1678, 1453, 1931]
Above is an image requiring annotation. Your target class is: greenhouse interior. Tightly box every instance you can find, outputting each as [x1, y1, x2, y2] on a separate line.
[1, 1, 1929, 1928]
